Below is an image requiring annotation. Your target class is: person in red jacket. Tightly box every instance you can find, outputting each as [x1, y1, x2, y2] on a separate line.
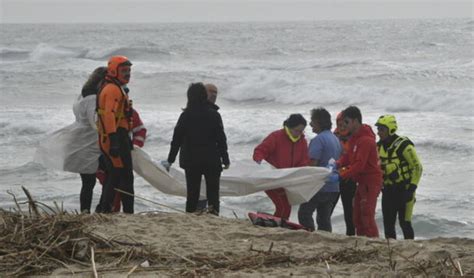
[130, 109, 147, 148]
[96, 107, 147, 212]
[337, 106, 382, 238]
[253, 114, 310, 219]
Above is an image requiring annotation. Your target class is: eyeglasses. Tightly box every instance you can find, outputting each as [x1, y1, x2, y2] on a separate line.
[118, 67, 131, 75]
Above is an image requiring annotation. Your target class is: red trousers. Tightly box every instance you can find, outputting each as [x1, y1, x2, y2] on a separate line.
[353, 182, 381, 238]
[265, 188, 291, 220]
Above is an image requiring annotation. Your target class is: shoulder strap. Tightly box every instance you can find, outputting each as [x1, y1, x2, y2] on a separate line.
[96, 81, 127, 136]
[393, 137, 414, 161]
[95, 81, 108, 137]
[386, 136, 403, 159]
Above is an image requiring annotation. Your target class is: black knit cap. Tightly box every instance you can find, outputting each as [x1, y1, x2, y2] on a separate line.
[283, 113, 307, 128]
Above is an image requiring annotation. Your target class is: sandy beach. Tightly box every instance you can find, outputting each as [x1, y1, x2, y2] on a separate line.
[2, 208, 472, 277]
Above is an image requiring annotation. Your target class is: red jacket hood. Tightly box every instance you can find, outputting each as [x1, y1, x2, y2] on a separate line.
[351, 124, 376, 142]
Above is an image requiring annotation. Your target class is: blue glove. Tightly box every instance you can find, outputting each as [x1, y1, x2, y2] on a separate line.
[327, 158, 337, 172]
[325, 158, 339, 182]
[160, 160, 171, 172]
[327, 172, 339, 183]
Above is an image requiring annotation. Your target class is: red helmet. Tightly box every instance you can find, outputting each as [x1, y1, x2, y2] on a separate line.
[107, 56, 132, 81]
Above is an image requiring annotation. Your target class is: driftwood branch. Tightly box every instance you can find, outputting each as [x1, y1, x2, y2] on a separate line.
[91, 247, 98, 278]
[1, 188, 472, 277]
[21, 186, 40, 217]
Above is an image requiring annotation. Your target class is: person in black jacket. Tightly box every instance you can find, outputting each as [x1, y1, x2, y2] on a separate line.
[165, 82, 230, 215]
[196, 83, 220, 211]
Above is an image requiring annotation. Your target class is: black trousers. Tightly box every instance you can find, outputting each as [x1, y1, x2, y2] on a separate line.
[382, 185, 414, 239]
[98, 129, 134, 214]
[340, 178, 357, 236]
[79, 173, 96, 213]
[298, 191, 340, 232]
[184, 166, 221, 215]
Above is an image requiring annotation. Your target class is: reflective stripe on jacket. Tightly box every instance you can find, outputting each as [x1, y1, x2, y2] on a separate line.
[131, 109, 147, 148]
[378, 135, 423, 186]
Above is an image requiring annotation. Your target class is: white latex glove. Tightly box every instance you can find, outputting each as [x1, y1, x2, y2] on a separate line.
[160, 160, 171, 172]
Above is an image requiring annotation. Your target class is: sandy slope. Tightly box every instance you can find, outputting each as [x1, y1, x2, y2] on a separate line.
[49, 212, 473, 277]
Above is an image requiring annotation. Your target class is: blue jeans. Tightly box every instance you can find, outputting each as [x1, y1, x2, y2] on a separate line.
[298, 191, 339, 232]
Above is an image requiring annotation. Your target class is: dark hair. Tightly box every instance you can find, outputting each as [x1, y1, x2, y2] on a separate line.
[186, 82, 208, 109]
[82, 66, 107, 97]
[310, 107, 332, 130]
[342, 106, 362, 123]
[283, 113, 307, 128]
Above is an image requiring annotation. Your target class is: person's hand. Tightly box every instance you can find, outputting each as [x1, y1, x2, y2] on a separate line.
[327, 158, 337, 171]
[404, 184, 417, 202]
[326, 172, 339, 183]
[223, 164, 230, 170]
[109, 133, 120, 157]
[161, 160, 171, 172]
[338, 166, 348, 178]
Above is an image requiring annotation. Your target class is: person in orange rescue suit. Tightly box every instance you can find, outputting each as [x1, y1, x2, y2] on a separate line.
[96, 103, 147, 212]
[253, 114, 311, 220]
[336, 106, 383, 238]
[334, 111, 357, 236]
[96, 55, 134, 213]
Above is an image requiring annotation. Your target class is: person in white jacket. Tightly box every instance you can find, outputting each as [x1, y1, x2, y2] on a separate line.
[34, 67, 107, 213]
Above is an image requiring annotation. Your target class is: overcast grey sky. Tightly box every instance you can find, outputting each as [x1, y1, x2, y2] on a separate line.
[1, 0, 472, 23]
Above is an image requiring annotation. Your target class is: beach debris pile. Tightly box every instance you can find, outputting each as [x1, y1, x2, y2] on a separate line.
[0, 187, 470, 277]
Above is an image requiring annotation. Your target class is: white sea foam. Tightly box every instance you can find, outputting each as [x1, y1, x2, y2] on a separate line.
[29, 43, 82, 61]
[0, 19, 473, 238]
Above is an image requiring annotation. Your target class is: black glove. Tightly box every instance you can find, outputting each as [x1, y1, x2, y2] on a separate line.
[108, 132, 120, 158]
[404, 184, 417, 203]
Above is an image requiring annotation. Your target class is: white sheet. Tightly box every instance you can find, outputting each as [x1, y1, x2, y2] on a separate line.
[132, 148, 330, 205]
[33, 95, 100, 174]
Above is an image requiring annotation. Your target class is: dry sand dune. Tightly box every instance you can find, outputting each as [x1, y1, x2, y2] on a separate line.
[47, 212, 473, 277]
[1, 206, 472, 277]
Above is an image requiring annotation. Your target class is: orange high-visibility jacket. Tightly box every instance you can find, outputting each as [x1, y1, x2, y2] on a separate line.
[97, 82, 131, 167]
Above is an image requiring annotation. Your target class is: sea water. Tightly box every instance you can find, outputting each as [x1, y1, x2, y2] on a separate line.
[1, 19, 473, 238]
